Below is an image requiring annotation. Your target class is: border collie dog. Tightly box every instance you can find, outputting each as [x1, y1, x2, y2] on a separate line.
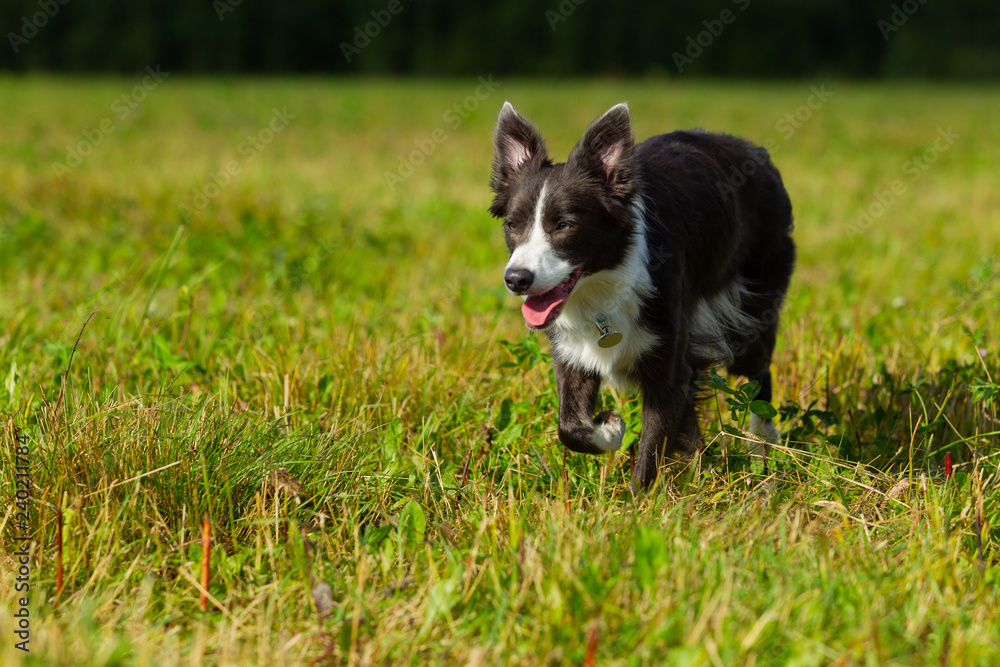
[490, 102, 795, 490]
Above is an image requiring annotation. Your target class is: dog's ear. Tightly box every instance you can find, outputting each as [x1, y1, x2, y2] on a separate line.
[490, 102, 547, 217]
[568, 102, 634, 198]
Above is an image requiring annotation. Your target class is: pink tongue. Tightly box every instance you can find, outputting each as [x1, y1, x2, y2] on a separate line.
[522, 290, 566, 328]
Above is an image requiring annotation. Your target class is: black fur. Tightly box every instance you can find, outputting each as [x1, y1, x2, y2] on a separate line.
[491, 103, 795, 490]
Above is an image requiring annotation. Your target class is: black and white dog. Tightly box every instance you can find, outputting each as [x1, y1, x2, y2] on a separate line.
[490, 102, 795, 490]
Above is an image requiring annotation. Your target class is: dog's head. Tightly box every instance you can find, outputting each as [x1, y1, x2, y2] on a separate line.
[490, 102, 637, 329]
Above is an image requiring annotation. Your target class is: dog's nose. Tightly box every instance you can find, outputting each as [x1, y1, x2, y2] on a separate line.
[504, 268, 534, 293]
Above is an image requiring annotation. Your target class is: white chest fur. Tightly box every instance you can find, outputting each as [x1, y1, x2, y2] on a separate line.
[549, 202, 659, 388]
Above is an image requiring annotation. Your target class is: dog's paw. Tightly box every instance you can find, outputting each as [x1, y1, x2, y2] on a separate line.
[590, 410, 625, 451]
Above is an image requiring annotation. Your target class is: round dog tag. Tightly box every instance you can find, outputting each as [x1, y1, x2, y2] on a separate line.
[598, 331, 623, 348]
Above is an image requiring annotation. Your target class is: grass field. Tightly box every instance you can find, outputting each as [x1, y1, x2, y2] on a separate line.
[1, 76, 999, 666]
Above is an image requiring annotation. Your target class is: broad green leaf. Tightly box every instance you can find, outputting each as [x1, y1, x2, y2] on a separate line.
[749, 400, 777, 419]
[398, 500, 426, 543]
[495, 397, 513, 432]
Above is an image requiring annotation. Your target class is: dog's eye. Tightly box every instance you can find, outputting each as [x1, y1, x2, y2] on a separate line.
[505, 221, 517, 231]
[557, 221, 572, 231]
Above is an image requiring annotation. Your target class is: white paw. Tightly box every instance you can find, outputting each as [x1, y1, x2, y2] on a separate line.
[590, 410, 625, 451]
[748, 413, 781, 456]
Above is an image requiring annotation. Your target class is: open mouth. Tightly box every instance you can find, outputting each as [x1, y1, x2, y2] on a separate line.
[521, 268, 582, 329]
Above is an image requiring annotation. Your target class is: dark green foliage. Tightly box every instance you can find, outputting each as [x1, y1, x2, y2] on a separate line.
[1, 0, 999, 78]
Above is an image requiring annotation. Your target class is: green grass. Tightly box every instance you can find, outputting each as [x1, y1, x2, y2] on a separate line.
[1, 76, 999, 666]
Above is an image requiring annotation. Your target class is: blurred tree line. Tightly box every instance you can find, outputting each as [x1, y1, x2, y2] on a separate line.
[2, 0, 998, 77]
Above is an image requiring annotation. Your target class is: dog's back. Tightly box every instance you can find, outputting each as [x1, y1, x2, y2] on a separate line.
[635, 130, 795, 376]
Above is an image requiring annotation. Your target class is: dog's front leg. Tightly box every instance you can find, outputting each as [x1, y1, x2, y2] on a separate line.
[553, 357, 625, 455]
